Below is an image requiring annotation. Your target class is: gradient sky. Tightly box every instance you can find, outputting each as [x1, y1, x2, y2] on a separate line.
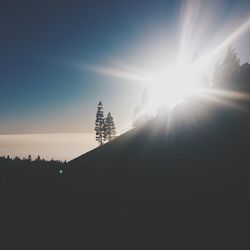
[1, 0, 250, 160]
[1, 0, 180, 134]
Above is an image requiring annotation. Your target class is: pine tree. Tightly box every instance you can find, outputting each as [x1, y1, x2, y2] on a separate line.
[104, 112, 116, 142]
[221, 46, 240, 73]
[213, 46, 240, 86]
[28, 154, 32, 161]
[95, 101, 105, 146]
[35, 155, 41, 161]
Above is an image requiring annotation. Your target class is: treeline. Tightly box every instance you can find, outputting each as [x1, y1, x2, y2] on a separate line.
[0, 155, 66, 167]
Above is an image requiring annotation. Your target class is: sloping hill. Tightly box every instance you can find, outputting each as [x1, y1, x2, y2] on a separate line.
[3, 93, 250, 244]
[66, 97, 250, 225]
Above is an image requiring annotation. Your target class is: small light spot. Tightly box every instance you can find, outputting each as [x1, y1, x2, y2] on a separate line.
[59, 169, 63, 174]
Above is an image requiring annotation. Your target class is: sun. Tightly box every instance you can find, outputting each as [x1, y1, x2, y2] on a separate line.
[81, 10, 250, 118]
[145, 64, 201, 110]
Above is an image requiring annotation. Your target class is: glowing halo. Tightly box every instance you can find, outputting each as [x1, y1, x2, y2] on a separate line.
[79, 0, 250, 116]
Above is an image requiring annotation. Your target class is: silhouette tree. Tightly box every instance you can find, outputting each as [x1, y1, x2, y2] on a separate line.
[95, 101, 105, 146]
[104, 112, 116, 142]
[28, 154, 32, 161]
[35, 155, 41, 161]
[221, 46, 240, 74]
[14, 156, 20, 161]
[213, 46, 240, 86]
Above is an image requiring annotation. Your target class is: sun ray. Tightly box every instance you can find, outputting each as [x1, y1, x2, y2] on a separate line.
[192, 17, 250, 71]
[77, 1, 250, 118]
[80, 63, 148, 83]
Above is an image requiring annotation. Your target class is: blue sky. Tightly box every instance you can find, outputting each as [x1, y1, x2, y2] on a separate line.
[1, 0, 250, 135]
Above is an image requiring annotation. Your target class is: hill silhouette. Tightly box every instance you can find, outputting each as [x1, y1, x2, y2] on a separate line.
[67, 95, 250, 225]
[2, 98, 250, 248]
[65, 61, 250, 233]
[2, 62, 250, 245]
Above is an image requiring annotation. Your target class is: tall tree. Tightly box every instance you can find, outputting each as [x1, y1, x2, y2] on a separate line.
[27, 154, 32, 161]
[104, 112, 116, 142]
[95, 101, 105, 146]
[35, 155, 41, 161]
[213, 46, 240, 86]
[221, 46, 240, 73]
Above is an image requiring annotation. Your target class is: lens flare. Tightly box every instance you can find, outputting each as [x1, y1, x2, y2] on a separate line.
[145, 65, 200, 109]
[80, 0, 250, 116]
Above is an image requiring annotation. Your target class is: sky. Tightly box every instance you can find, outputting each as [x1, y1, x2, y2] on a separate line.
[0, 0, 250, 160]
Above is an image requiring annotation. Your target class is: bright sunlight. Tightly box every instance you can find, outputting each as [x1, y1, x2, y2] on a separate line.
[79, 0, 250, 118]
[145, 63, 202, 109]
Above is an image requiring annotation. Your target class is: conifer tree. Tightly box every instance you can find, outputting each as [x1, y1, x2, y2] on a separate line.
[95, 101, 105, 145]
[35, 155, 41, 161]
[213, 46, 240, 86]
[221, 46, 240, 73]
[104, 112, 116, 142]
[28, 154, 32, 161]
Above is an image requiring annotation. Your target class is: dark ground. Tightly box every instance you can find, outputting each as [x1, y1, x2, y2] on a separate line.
[2, 65, 250, 246]
[1, 97, 250, 247]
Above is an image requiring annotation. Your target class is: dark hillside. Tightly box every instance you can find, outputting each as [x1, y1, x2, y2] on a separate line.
[67, 96, 250, 226]
[2, 66, 250, 243]
[1, 98, 250, 246]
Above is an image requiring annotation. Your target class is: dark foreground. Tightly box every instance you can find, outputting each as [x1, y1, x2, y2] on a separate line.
[1, 98, 250, 246]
